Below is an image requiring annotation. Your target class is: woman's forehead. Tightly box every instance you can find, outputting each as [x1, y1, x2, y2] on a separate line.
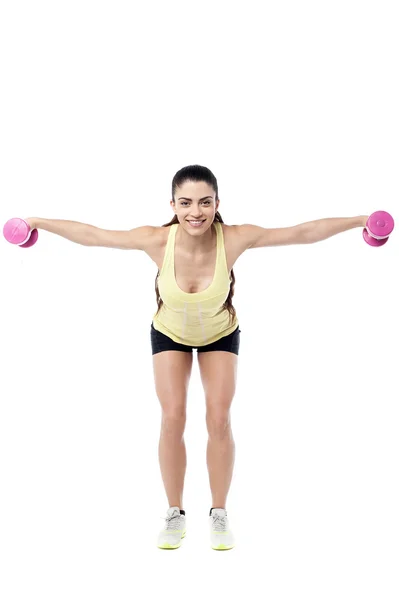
[176, 180, 215, 196]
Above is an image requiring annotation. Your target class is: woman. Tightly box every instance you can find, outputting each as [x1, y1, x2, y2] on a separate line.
[25, 164, 369, 551]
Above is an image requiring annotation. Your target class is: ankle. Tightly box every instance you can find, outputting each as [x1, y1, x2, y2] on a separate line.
[169, 506, 185, 516]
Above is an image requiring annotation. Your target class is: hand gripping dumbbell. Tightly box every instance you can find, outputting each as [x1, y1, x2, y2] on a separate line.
[3, 218, 39, 248]
[363, 211, 394, 246]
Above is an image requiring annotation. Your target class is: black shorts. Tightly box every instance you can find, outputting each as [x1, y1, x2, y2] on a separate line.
[150, 323, 241, 355]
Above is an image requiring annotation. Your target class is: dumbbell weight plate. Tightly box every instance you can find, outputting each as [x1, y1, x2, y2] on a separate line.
[362, 229, 389, 246]
[20, 228, 39, 247]
[3, 218, 38, 247]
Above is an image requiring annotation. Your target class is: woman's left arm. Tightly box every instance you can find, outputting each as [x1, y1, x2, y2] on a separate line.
[237, 216, 369, 249]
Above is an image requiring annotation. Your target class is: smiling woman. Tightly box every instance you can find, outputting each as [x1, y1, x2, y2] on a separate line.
[14, 163, 379, 551]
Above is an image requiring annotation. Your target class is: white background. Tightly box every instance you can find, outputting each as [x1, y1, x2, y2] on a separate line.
[1, 0, 398, 598]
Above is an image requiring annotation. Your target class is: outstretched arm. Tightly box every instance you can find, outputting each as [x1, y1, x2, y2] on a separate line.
[25, 218, 157, 250]
[236, 216, 369, 249]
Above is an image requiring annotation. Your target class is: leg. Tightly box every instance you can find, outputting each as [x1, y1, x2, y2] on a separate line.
[197, 351, 238, 509]
[152, 350, 193, 509]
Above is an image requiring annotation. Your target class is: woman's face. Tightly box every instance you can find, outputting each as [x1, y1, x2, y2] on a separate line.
[171, 180, 220, 235]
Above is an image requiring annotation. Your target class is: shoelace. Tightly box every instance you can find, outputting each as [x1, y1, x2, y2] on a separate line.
[211, 514, 228, 531]
[160, 513, 183, 530]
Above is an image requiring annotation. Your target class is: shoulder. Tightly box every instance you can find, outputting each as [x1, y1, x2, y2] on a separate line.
[153, 224, 173, 247]
[141, 224, 175, 256]
[219, 222, 236, 237]
[137, 225, 173, 268]
[220, 222, 248, 251]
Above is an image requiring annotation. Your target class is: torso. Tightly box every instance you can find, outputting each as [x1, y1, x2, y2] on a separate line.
[143, 223, 245, 294]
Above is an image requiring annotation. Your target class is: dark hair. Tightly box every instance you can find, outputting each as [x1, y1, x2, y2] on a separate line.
[154, 165, 236, 326]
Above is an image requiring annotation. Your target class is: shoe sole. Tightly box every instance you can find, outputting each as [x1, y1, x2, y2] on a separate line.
[158, 531, 186, 549]
[212, 544, 234, 551]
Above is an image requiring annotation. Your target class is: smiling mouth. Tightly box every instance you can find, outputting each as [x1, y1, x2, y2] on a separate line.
[187, 219, 205, 227]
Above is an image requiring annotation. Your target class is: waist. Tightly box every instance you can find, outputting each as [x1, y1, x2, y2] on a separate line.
[152, 307, 238, 346]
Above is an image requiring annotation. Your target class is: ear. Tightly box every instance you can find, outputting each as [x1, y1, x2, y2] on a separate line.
[170, 199, 176, 213]
[216, 198, 220, 212]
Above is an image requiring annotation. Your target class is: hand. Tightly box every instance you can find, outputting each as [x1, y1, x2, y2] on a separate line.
[24, 217, 38, 230]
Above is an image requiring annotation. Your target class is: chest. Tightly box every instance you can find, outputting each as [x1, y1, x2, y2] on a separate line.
[173, 250, 216, 294]
[147, 223, 245, 294]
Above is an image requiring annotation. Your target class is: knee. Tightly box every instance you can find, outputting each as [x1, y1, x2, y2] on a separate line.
[161, 409, 186, 436]
[206, 410, 231, 439]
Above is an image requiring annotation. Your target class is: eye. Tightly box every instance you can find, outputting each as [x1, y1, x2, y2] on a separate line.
[180, 200, 211, 206]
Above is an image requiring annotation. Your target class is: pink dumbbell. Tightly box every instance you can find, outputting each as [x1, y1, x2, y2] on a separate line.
[3, 218, 39, 248]
[363, 211, 394, 246]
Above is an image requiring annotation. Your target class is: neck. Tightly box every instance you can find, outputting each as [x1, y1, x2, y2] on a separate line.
[176, 221, 216, 253]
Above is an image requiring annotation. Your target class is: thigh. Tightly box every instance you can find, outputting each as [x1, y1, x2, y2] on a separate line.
[152, 350, 193, 416]
[197, 351, 238, 413]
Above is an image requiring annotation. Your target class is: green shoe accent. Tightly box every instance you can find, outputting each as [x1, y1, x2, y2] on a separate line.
[158, 542, 181, 549]
[212, 544, 234, 550]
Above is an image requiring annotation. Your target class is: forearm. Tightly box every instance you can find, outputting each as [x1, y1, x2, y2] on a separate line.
[31, 218, 99, 246]
[306, 216, 368, 243]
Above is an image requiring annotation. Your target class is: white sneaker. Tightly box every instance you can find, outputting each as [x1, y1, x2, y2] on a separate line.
[209, 508, 235, 550]
[157, 506, 186, 549]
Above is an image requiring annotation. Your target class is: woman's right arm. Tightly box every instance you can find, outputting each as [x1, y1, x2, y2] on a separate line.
[26, 218, 159, 250]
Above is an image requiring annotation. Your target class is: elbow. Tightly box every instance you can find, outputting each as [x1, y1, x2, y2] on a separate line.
[298, 223, 317, 244]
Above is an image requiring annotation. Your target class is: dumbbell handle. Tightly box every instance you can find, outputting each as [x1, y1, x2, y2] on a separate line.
[364, 225, 390, 240]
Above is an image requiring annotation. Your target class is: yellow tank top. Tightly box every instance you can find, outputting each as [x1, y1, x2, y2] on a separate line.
[152, 221, 239, 346]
